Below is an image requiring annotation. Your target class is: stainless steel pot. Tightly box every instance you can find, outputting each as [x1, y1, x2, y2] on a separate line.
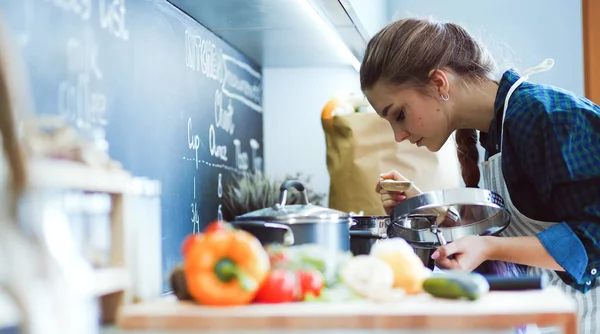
[388, 188, 512, 268]
[389, 188, 511, 246]
[234, 180, 352, 254]
[231, 220, 295, 246]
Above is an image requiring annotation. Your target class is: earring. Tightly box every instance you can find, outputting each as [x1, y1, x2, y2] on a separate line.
[441, 93, 449, 101]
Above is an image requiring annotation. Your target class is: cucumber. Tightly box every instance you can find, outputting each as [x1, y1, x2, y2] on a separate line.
[423, 271, 490, 301]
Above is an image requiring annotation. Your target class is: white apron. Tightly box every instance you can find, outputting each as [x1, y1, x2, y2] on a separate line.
[481, 59, 600, 334]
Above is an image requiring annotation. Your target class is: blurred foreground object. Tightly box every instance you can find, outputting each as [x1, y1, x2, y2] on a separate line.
[0, 15, 163, 334]
[21, 116, 122, 170]
[0, 15, 101, 334]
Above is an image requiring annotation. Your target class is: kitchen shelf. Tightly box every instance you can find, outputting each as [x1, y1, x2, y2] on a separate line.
[23, 157, 162, 323]
[27, 158, 133, 194]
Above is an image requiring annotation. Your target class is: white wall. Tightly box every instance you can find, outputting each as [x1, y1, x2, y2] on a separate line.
[387, 0, 584, 95]
[262, 67, 361, 204]
[349, 0, 388, 37]
[260, 0, 391, 205]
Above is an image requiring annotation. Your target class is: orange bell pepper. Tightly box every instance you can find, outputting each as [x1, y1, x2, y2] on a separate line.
[184, 228, 270, 306]
[181, 221, 234, 259]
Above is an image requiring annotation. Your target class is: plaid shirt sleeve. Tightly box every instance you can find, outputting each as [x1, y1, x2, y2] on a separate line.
[501, 77, 600, 293]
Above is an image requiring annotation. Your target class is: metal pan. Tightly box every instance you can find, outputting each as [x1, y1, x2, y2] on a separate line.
[348, 215, 389, 256]
[388, 188, 511, 249]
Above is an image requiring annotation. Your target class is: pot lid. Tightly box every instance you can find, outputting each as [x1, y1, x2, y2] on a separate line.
[235, 180, 349, 223]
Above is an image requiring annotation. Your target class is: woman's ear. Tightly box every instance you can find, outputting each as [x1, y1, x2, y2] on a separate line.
[427, 69, 450, 97]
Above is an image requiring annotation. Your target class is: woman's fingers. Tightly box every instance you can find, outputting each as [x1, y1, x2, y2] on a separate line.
[381, 191, 406, 214]
[381, 191, 406, 201]
[375, 170, 405, 192]
[380, 170, 404, 181]
[432, 242, 462, 270]
[376, 170, 409, 213]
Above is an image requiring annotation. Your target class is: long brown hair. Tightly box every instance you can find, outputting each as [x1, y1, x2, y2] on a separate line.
[360, 17, 496, 188]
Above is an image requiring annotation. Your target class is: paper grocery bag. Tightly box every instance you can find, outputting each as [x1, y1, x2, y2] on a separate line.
[322, 112, 461, 215]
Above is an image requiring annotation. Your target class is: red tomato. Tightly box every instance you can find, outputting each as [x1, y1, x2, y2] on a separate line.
[254, 269, 297, 304]
[181, 233, 202, 259]
[296, 269, 325, 300]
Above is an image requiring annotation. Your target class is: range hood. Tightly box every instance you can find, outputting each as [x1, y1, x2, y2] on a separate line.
[166, 0, 370, 68]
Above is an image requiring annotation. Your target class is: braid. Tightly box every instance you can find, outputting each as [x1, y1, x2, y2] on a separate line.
[455, 129, 480, 188]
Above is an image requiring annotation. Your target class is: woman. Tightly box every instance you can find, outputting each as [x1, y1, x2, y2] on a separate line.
[363, 18, 600, 333]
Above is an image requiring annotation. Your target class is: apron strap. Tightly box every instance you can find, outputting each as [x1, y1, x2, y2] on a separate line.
[522, 58, 555, 77]
[500, 58, 555, 152]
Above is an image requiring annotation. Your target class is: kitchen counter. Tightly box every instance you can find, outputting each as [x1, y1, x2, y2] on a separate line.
[110, 287, 578, 334]
[101, 327, 534, 334]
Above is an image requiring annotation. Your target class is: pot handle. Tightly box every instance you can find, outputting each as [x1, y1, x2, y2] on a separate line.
[430, 225, 456, 260]
[430, 226, 448, 246]
[279, 180, 310, 206]
[349, 230, 387, 239]
[233, 220, 295, 246]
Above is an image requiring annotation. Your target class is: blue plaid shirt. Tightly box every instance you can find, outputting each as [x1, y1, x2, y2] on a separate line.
[480, 69, 600, 293]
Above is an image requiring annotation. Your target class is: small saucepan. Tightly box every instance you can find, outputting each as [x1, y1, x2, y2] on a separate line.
[348, 215, 389, 256]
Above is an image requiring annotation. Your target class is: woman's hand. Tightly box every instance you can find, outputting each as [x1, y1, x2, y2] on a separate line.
[375, 170, 408, 215]
[431, 235, 492, 272]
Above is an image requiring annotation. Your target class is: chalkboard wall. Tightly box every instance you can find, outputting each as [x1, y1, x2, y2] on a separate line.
[0, 0, 264, 292]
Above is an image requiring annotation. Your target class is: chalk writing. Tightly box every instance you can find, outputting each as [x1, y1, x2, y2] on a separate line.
[58, 28, 108, 150]
[182, 157, 245, 175]
[250, 139, 262, 172]
[214, 89, 235, 135]
[187, 117, 202, 169]
[209, 124, 228, 162]
[66, 29, 103, 79]
[191, 176, 200, 233]
[99, 0, 129, 41]
[184, 29, 224, 83]
[233, 139, 249, 171]
[222, 54, 262, 113]
[217, 173, 223, 198]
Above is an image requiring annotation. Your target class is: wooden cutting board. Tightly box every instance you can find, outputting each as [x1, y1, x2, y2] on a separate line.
[116, 287, 578, 333]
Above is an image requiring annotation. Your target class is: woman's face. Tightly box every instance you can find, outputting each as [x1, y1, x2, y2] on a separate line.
[364, 80, 454, 152]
